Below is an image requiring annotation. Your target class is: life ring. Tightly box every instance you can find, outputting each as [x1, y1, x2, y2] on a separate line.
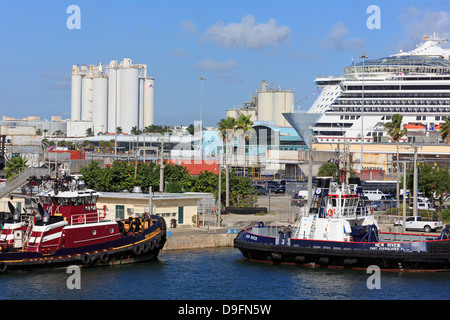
[78, 215, 85, 224]
[327, 209, 334, 217]
[101, 205, 107, 219]
[370, 206, 374, 214]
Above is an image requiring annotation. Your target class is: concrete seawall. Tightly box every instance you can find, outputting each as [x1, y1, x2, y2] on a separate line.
[163, 228, 237, 251]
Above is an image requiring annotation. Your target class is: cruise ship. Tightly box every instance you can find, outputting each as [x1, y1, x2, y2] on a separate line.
[284, 34, 450, 145]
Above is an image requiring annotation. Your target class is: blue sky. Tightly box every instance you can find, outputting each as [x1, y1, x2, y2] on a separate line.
[1, 0, 450, 126]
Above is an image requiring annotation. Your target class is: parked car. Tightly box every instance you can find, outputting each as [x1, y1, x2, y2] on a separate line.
[291, 194, 306, 206]
[273, 185, 285, 194]
[394, 216, 443, 232]
[363, 189, 387, 201]
[266, 181, 285, 193]
[370, 200, 383, 212]
[370, 200, 396, 212]
[409, 201, 435, 211]
[253, 185, 267, 195]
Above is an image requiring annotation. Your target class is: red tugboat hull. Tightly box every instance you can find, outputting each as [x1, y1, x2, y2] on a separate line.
[0, 215, 166, 273]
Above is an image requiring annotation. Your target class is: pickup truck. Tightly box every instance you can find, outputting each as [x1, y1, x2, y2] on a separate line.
[394, 216, 443, 232]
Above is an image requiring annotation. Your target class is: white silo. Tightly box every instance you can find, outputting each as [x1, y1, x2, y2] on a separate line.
[138, 78, 144, 129]
[226, 108, 239, 120]
[71, 65, 82, 121]
[273, 91, 287, 126]
[120, 66, 139, 133]
[92, 76, 108, 134]
[107, 61, 117, 133]
[284, 90, 295, 124]
[143, 77, 154, 127]
[81, 77, 93, 121]
[257, 91, 274, 122]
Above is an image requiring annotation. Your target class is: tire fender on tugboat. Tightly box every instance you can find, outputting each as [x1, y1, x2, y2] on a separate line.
[81, 253, 91, 265]
[0, 263, 7, 273]
[133, 244, 142, 256]
[99, 252, 109, 263]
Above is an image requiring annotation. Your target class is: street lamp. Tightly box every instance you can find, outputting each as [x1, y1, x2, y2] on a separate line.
[199, 76, 205, 125]
[360, 52, 368, 176]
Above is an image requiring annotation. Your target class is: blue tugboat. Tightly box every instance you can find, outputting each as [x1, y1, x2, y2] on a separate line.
[234, 177, 450, 272]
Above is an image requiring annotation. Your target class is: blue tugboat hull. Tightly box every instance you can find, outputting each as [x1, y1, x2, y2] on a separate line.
[234, 227, 450, 272]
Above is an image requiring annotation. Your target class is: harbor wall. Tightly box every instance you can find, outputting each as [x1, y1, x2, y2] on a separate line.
[163, 232, 236, 251]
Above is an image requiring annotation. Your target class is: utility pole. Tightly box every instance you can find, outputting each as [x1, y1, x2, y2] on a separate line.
[413, 146, 418, 216]
[360, 52, 368, 176]
[307, 135, 313, 209]
[218, 163, 221, 226]
[403, 160, 406, 233]
[226, 134, 230, 207]
[160, 137, 164, 192]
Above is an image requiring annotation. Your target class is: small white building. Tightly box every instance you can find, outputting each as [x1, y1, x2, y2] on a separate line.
[1, 191, 214, 228]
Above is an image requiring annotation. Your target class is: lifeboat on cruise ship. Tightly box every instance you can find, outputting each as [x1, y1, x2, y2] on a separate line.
[404, 123, 427, 131]
[0, 175, 166, 273]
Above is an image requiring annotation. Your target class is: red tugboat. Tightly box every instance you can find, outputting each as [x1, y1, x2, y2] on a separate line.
[0, 176, 166, 273]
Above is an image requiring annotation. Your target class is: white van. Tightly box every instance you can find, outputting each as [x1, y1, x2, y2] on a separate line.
[363, 189, 386, 201]
[297, 190, 308, 200]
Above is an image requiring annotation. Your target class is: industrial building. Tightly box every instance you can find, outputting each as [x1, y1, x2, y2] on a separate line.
[226, 80, 295, 127]
[71, 58, 154, 134]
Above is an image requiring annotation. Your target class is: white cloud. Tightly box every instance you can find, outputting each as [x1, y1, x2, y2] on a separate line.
[398, 7, 450, 50]
[171, 47, 189, 58]
[203, 14, 291, 49]
[196, 59, 238, 72]
[180, 20, 198, 37]
[195, 59, 241, 83]
[321, 22, 364, 51]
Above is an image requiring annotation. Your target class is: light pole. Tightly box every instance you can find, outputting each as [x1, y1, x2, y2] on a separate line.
[199, 76, 205, 161]
[200, 76, 205, 124]
[360, 52, 368, 176]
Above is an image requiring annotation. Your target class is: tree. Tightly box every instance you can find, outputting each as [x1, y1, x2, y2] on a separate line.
[406, 163, 450, 221]
[217, 117, 237, 207]
[187, 124, 195, 135]
[5, 157, 28, 179]
[317, 162, 339, 181]
[236, 114, 254, 176]
[131, 126, 142, 136]
[385, 114, 407, 213]
[439, 117, 450, 143]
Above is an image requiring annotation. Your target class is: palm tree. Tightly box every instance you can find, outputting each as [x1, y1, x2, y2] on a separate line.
[236, 114, 254, 176]
[5, 157, 28, 179]
[217, 117, 237, 207]
[439, 117, 450, 143]
[385, 114, 407, 214]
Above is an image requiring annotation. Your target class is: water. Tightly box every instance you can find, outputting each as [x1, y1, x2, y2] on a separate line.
[0, 247, 449, 300]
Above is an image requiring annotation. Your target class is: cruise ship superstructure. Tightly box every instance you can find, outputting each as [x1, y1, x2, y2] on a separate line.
[285, 34, 450, 146]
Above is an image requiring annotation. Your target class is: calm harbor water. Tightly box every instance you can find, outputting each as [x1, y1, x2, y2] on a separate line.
[0, 247, 449, 300]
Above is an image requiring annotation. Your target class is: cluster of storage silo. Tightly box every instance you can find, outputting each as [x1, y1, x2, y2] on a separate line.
[71, 58, 154, 134]
[257, 80, 294, 127]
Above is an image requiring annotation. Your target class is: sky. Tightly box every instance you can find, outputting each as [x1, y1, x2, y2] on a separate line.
[1, 0, 450, 127]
